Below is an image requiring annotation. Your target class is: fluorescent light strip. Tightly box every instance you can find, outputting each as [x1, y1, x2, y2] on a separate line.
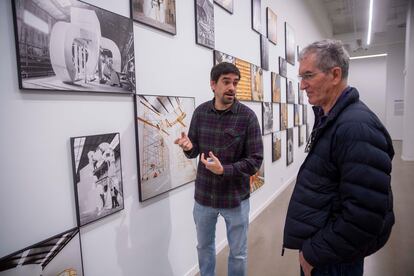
[350, 53, 387, 60]
[367, 0, 374, 45]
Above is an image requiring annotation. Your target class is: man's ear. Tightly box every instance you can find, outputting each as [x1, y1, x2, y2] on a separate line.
[331, 67, 343, 85]
[210, 80, 216, 92]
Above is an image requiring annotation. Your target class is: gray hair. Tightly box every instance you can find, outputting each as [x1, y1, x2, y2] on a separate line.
[299, 39, 350, 79]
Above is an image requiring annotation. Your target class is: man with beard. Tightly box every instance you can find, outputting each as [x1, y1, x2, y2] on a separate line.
[175, 62, 263, 276]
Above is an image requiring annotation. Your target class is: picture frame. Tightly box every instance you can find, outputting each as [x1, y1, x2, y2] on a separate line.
[285, 22, 296, 65]
[0, 228, 84, 275]
[70, 132, 124, 227]
[251, 64, 264, 101]
[266, 7, 277, 45]
[294, 104, 300, 126]
[262, 102, 273, 135]
[135, 95, 197, 201]
[286, 127, 294, 165]
[214, 0, 233, 14]
[303, 104, 308, 124]
[271, 72, 281, 103]
[195, 0, 215, 49]
[214, 50, 236, 65]
[298, 83, 304, 104]
[251, 0, 261, 33]
[299, 125, 305, 147]
[131, 0, 177, 35]
[286, 78, 295, 104]
[260, 34, 269, 71]
[12, 0, 136, 93]
[279, 56, 287, 78]
[250, 163, 264, 193]
[280, 103, 288, 131]
[272, 131, 282, 162]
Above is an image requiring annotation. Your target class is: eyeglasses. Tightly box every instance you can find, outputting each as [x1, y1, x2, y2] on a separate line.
[298, 71, 322, 82]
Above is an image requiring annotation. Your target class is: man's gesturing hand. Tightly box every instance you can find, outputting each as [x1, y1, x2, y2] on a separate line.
[200, 151, 224, 175]
[174, 132, 193, 151]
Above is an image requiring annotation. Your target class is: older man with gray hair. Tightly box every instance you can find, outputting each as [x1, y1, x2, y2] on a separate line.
[282, 39, 395, 276]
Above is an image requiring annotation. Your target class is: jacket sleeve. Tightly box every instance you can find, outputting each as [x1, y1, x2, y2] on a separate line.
[302, 121, 393, 267]
[222, 113, 263, 177]
[183, 109, 200, 159]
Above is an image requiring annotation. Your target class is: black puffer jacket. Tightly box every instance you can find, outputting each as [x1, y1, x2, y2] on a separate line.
[283, 87, 394, 267]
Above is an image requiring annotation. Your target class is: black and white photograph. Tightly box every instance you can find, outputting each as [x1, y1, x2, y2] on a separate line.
[135, 95, 197, 201]
[251, 0, 261, 33]
[272, 72, 281, 103]
[298, 84, 304, 104]
[286, 127, 294, 165]
[272, 131, 281, 162]
[286, 78, 295, 104]
[12, 0, 136, 93]
[214, 50, 236, 65]
[303, 104, 308, 124]
[260, 34, 269, 71]
[279, 56, 287, 78]
[131, 0, 176, 35]
[299, 124, 305, 147]
[280, 103, 288, 131]
[71, 133, 124, 226]
[266, 7, 277, 45]
[214, 0, 233, 14]
[195, 0, 215, 49]
[306, 123, 310, 142]
[294, 104, 300, 126]
[0, 228, 83, 276]
[262, 102, 273, 135]
[251, 64, 263, 101]
[285, 22, 296, 65]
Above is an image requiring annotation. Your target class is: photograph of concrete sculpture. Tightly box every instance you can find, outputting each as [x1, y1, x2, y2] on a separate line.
[294, 104, 300, 126]
[272, 131, 281, 162]
[260, 34, 269, 71]
[285, 22, 296, 65]
[195, 0, 215, 49]
[280, 103, 287, 131]
[135, 95, 197, 201]
[213, 50, 236, 65]
[250, 162, 264, 193]
[251, 0, 261, 33]
[279, 56, 287, 77]
[251, 64, 263, 101]
[0, 228, 83, 276]
[286, 78, 296, 104]
[299, 124, 305, 147]
[266, 7, 277, 45]
[262, 102, 273, 135]
[214, 0, 233, 14]
[131, 0, 176, 35]
[71, 133, 124, 226]
[286, 127, 294, 165]
[12, 0, 135, 93]
[271, 72, 281, 103]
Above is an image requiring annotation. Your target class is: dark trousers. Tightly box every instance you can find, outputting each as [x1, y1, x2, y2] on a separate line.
[300, 259, 364, 276]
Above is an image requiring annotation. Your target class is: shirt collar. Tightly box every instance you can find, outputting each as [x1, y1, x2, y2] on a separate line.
[209, 98, 239, 114]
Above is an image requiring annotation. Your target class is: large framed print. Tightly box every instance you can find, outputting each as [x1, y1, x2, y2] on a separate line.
[271, 72, 281, 103]
[260, 35, 269, 71]
[251, 0, 261, 33]
[266, 7, 277, 45]
[272, 131, 281, 162]
[285, 22, 296, 65]
[12, 0, 136, 93]
[262, 102, 273, 135]
[0, 228, 83, 276]
[286, 128, 293, 165]
[195, 0, 215, 49]
[70, 133, 124, 226]
[135, 95, 197, 201]
[214, 0, 233, 14]
[131, 0, 176, 35]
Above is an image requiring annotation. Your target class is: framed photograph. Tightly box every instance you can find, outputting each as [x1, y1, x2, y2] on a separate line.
[299, 125, 305, 147]
[12, 0, 136, 93]
[286, 79, 295, 104]
[131, 0, 176, 35]
[272, 131, 281, 162]
[214, 0, 233, 14]
[306, 123, 311, 142]
[262, 102, 273, 135]
[235, 58, 253, 101]
[286, 128, 294, 165]
[251, 64, 263, 101]
[0, 228, 83, 276]
[297, 45, 301, 61]
[294, 104, 300, 126]
[298, 84, 304, 104]
[285, 22, 296, 65]
[214, 50, 236, 64]
[303, 104, 308, 124]
[251, 0, 261, 33]
[266, 7, 277, 44]
[271, 72, 281, 103]
[279, 56, 287, 78]
[250, 163, 264, 193]
[70, 133, 124, 226]
[280, 103, 287, 131]
[135, 95, 197, 201]
[195, 0, 215, 49]
[260, 35, 269, 71]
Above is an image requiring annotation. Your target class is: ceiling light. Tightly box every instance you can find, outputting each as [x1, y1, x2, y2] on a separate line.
[367, 0, 374, 45]
[350, 53, 387, 60]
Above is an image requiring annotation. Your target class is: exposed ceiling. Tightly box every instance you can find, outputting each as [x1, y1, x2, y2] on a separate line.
[320, 0, 409, 53]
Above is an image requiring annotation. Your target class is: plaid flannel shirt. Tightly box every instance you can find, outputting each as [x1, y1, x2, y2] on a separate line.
[184, 99, 263, 208]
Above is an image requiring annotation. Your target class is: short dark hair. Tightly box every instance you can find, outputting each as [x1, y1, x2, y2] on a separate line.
[210, 62, 240, 82]
[300, 39, 349, 79]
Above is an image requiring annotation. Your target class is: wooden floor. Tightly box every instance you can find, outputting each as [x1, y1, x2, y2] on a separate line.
[214, 141, 414, 276]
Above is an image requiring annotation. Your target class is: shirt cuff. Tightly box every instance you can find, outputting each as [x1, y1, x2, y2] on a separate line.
[222, 164, 233, 177]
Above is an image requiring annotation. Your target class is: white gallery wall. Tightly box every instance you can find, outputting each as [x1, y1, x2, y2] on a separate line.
[0, 0, 330, 275]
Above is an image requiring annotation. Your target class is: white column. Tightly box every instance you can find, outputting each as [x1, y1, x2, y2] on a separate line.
[402, 0, 414, 161]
